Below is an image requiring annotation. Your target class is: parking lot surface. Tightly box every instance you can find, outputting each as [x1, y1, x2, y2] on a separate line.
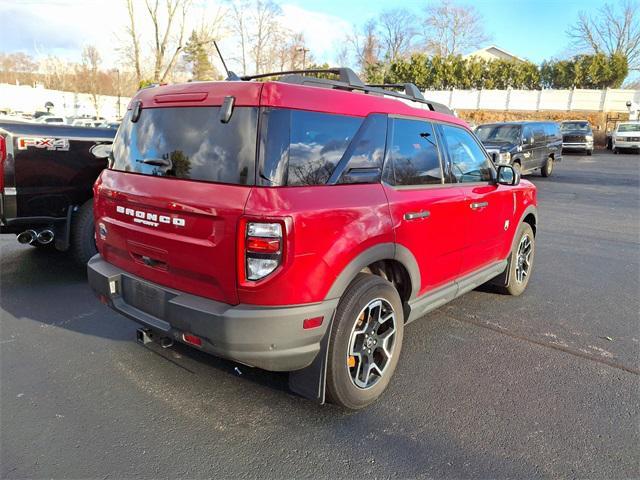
[1, 151, 639, 479]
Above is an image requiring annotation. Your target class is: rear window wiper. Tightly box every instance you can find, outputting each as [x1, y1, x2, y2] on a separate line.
[137, 158, 172, 168]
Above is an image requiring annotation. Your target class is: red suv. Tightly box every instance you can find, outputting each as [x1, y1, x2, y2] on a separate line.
[88, 68, 537, 409]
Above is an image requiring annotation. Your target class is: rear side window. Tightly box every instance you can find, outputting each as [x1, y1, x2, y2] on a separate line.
[386, 118, 443, 186]
[260, 109, 362, 186]
[111, 107, 258, 185]
[288, 111, 361, 186]
[441, 124, 494, 183]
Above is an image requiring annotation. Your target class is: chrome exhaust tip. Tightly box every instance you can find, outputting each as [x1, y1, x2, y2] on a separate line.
[17, 230, 37, 244]
[160, 337, 173, 349]
[37, 229, 55, 245]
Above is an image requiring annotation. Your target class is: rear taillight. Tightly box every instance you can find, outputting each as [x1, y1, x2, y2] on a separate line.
[0, 135, 6, 192]
[239, 220, 283, 282]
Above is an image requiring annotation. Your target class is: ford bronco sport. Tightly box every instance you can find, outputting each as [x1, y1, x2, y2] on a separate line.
[88, 68, 537, 409]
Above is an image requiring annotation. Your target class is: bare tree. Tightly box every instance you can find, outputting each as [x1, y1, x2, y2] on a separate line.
[229, 0, 250, 75]
[378, 8, 417, 62]
[228, 0, 298, 75]
[78, 46, 102, 116]
[567, 0, 640, 71]
[145, 0, 191, 82]
[348, 20, 382, 71]
[124, 0, 142, 85]
[250, 0, 283, 73]
[421, 0, 491, 56]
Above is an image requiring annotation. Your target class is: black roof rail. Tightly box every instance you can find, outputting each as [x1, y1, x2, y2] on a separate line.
[367, 83, 426, 102]
[241, 68, 364, 87]
[239, 67, 453, 115]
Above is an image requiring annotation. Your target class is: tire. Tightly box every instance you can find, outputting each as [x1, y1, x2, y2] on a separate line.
[70, 199, 97, 266]
[613, 147, 619, 154]
[512, 161, 522, 177]
[586, 149, 592, 156]
[541, 156, 554, 177]
[326, 273, 404, 410]
[502, 223, 535, 296]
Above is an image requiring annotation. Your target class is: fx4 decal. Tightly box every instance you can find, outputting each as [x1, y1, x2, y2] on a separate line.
[17, 137, 70, 151]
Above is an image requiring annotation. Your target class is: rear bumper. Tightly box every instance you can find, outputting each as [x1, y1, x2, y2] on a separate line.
[88, 254, 337, 372]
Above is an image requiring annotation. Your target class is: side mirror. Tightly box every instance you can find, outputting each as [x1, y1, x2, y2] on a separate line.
[496, 164, 519, 186]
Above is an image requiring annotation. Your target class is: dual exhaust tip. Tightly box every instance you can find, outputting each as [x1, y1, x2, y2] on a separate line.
[17, 229, 55, 245]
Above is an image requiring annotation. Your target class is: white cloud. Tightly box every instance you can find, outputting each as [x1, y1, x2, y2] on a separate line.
[279, 4, 351, 65]
[0, 0, 352, 72]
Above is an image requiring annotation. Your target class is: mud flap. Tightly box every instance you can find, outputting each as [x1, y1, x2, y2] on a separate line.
[288, 317, 334, 404]
[54, 205, 75, 251]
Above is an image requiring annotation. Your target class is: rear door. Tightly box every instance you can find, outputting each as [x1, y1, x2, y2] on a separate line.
[438, 123, 513, 277]
[95, 105, 259, 305]
[383, 117, 466, 295]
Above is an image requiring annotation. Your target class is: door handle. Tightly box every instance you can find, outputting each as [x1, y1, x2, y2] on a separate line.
[404, 210, 430, 221]
[470, 201, 489, 210]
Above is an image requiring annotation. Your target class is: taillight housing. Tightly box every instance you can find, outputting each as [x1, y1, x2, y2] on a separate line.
[238, 219, 285, 282]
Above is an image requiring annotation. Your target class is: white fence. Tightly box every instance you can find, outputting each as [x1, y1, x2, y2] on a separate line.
[0, 83, 130, 120]
[424, 88, 640, 112]
[2, 83, 638, 117]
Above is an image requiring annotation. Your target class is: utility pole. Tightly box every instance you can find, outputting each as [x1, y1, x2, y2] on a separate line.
[296, 47, 310, 69]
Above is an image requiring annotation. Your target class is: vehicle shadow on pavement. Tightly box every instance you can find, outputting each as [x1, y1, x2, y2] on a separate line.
[0, 242, 131, 342]
[108, 314, 542, 479]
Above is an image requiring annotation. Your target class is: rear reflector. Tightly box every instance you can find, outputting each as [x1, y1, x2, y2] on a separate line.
[182, 333, 203, 347]
[303, 316, 323, 330]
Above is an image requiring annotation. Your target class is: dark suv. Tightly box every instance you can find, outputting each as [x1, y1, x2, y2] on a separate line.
[475, 121, 562, 177]
[88, 68, 538, 409]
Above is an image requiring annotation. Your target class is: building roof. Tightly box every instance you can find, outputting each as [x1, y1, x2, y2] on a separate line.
[464, 45, 525, 63]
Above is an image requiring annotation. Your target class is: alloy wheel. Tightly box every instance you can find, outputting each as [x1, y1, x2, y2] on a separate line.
[515, 233, 533, 284]
[347, 298, 397, 389]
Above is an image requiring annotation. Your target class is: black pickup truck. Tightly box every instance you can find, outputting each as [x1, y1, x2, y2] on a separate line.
[0, 121, 115, 264]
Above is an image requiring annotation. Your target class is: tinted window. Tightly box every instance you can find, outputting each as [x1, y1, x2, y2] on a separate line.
[523, 125, 533, 142]
[441, 124, 494, 183]
[288, 111, 361, 186]
[260, 109, 363, 186]
[387, 119, 442, 186]
[475, 124, 521, 143]
[111, 107, 257, 185]
[532, 125, 546, 142]
[561, 121, 590, 132]
[337, 114, 386, 184]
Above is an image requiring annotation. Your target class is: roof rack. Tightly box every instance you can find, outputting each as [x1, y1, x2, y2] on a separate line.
[233, 68, 453, 115]
[366, 83, 426, 101]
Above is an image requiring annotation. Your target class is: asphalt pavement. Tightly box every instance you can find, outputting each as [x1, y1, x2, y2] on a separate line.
[1, 151, 638, 479]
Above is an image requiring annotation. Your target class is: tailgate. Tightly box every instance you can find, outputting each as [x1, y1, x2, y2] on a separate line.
[96, 170, 250, 304]
[95, 101, 260, 305]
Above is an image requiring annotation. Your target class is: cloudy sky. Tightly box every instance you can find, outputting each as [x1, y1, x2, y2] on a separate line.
[0, 0, 613, 73]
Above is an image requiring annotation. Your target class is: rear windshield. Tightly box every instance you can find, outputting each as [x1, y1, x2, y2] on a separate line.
[111, 106, 258, 185]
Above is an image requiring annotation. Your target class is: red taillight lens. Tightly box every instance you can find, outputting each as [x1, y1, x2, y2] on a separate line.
[182, 333, 202, 347]
[246, 237, 281, 253]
